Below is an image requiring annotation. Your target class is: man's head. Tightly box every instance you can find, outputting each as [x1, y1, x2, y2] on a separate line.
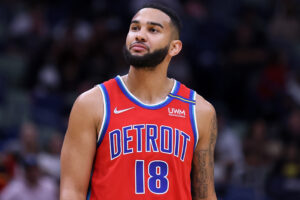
[141, 3, 182, 40]
[123, 3, 182, 69]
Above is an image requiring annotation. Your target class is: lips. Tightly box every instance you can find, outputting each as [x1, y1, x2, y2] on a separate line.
[130, 43, 149, 51]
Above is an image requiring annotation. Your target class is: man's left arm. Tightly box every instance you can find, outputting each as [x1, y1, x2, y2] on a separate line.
[191, 94, 218, 200]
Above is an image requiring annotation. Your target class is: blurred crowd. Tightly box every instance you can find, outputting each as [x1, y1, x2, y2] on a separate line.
[0, 0, 299, 199]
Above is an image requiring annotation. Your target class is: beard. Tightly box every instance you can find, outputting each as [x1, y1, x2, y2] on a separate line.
[123, 44, 169, 69]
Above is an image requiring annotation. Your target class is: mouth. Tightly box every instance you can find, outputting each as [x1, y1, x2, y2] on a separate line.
[130, 43, 149, 52]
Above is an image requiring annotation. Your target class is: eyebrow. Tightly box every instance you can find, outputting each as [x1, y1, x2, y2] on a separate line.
[131, 20, 164, 29]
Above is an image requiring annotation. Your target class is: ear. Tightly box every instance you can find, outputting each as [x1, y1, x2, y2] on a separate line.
[168, 40, 182, 57]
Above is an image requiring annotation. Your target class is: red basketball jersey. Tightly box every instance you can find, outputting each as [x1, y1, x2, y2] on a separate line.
[87, 75, 199, 200]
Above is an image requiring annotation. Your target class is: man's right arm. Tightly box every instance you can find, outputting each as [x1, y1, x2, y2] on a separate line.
[191, 94, 218, 200]
[60, 87, 103, 200]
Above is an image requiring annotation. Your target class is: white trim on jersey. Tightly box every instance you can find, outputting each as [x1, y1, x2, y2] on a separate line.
[97, 85, 107, 143]
[191, 91, 199, 150]
[117, 75, 177, 107]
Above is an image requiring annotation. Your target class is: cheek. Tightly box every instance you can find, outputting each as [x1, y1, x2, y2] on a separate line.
[126, 32, 135, 46]
[153, 35, 170, 48]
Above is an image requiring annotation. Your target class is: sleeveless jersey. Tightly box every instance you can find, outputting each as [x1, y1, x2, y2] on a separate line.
[87, 75, 199, 200]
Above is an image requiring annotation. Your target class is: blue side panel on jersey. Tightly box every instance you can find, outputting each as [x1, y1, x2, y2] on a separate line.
[189, 90, 198, 150]
[86, 165, 95, 200]
[115, 76, 180, 109]
[97, 84, 111, 148]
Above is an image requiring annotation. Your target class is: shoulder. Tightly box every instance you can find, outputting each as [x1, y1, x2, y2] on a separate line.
[73, 86, 103, 111]
[75, 86, 103, 106]
[195, 93, 216, 118]
[194, 93, 216, 140]
[70, 86, 103, 128]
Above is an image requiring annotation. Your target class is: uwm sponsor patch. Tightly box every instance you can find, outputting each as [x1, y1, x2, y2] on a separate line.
[168, 108, 186, 118]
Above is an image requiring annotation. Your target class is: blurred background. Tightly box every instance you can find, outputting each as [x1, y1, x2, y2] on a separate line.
[0, 0, 299, 199]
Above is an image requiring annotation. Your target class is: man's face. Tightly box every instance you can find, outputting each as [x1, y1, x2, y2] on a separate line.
[124, 8, 173, 68]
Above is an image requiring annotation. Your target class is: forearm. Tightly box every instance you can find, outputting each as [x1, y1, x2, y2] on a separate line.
[191, 187, 217, 200]
[191, 150, 217, 200]
[192, 193, 217, 200]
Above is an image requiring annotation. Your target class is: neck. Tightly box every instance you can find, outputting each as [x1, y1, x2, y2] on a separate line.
[122, 62, 174, 105]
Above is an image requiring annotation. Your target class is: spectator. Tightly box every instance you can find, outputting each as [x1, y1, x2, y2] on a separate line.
[280, 108, 300, 146]
[0, 155, 57, 200]
[265, 142, 300, 200]
[19, 122, 40, 156]
[214, 114, 244, 185]
[38, 132, 63, 181]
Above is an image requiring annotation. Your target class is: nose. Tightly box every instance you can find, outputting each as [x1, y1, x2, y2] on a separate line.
[135, 34, 146, 42]
[135, 29, 147, 42]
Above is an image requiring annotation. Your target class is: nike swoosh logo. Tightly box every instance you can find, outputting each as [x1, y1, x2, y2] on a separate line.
[114, 107, 135, 114]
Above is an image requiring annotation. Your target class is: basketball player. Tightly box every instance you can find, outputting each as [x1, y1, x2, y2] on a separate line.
[60, 3, 217, 200]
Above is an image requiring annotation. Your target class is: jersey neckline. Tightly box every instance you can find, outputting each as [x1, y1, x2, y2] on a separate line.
[115, 75, 180, 109]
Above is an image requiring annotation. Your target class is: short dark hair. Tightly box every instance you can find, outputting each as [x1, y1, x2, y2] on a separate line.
[140, 2, 182, 38]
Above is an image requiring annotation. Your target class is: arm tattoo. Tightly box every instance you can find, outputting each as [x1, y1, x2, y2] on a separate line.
[192, 112, 217, 199]
[209, 113, 217, 181]
[192, 150, 208, 199]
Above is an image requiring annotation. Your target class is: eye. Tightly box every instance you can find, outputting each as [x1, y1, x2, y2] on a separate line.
[149, 28, 158, 33]
[131, 25, 139, 31]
